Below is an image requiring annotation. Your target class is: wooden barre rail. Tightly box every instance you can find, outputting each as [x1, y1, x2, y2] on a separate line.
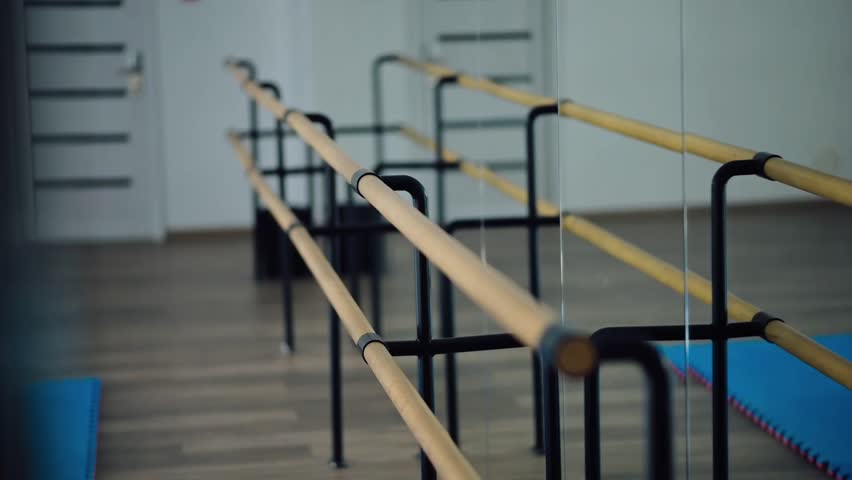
[393, 53, 852, 208]
[228, 133, 480, 480]
[226, 61, 598, 378]
[397, 124, 852, 390]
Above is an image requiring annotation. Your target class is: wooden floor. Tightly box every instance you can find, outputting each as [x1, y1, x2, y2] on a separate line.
[39, 202, 851, 479]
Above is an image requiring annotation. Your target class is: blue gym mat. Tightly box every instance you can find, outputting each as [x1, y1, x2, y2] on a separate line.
[27, 377, 101, 480]
[659, 335, 852, 479]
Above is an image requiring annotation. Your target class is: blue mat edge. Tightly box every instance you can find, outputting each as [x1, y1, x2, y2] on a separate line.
[658, 341, 850, 480]
[29, 377, 101, 480]
[86, 378, 101, 480]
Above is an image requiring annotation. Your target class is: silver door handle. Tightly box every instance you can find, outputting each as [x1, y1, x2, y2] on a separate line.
[117, 50, 144, 94]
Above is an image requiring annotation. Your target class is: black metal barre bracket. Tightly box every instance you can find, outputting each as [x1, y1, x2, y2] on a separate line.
[376, 174, 436, 480]
[284, 222, 303, 235]
[751, 311, 784, 340]
[710, 151, 780, 480]
[349, 168, 379, 198]
[356, 332, 386, 363]
[281, 108, 301, 123]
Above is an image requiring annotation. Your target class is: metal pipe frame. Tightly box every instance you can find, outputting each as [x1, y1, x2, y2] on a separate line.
[376, 175, 436, 480]
[590, 333, 674, 480]
[229, 132, 484, 479]
[323, 139, 346, 468]
[374, 55, 656, 477]
[230, 58, 682, 479]
[248, 109, 364, 355]
[258, 81, 294, 353]
[238, 117, 523, 140]
[254, 109, 348, 468]
[582, 323, 761, 480]
[372, 54, 559, 462]
[709, 154, 783, 480]
[527, 103, 560, 459]
[232, 59, 263, 281]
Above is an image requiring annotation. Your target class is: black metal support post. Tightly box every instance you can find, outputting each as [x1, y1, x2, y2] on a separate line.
[291, 113, 346, 468]
[306, 145, 315, 216]
[710, 154, 775, 480]
[433, 75, 458, 226]
[326, 157, 346, 468]
[267, 110, 336, 355]
[431, 74, 460, 444]
[370, 54, 399, 335]
[302, 112, 358, 306]
[259, 82, 294, 353]
[377, 175, 436, 480]
[527, 102, 560, 455]
[590, 336, 674, 480]
[541, 360, 561, 480]
[233, 59, 263, 281]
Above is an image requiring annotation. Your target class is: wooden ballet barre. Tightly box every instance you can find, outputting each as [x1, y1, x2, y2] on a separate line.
[390, 53, 852, 208]
[225, 59, 598, 379]
[227, 132, 479, 480]
[397, 124, 852, 390]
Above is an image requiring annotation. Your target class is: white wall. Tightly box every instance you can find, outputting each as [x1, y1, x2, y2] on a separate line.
[553, 0, 852, 212]
[157, 0, 414, 231]
[156, 0, 313, 231]
[155, 1, 852, 231]
[307, 0, 415, 216]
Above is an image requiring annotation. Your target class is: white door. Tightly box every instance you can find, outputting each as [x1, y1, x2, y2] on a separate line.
[23, 0, 163, 241]
[411, 0, 548, 219]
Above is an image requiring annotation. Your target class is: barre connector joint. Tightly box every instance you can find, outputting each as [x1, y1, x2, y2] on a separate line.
[356, 332, 386, 363]
[751, 311, 784, 340]
[350, 169, 379, 198]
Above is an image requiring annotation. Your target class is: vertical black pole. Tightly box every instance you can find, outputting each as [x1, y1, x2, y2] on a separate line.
[238, 62, 261, 281]
[306, 145, 315, 219]
[583, 369, 602, 480]
[299, 114, 345, 468]
[526, 104, 559, 454]
[372, 56, 393, 175]
[326, 162, 345, 468]
[257, 82, 285, 198]
[369, 232, 382, 335]
[710, 167, 729, 480]
[343, 185, 359, 312]
[369, 55, 396, 334]
[440, 266, 459, 443]
[278, 229, 294, 353]
[260, 82, 293, 353]
[277, 111, 292, 351]
[381, 175, 435, 480]
[433, 76, 457, 227]
[414, 190, 436, 480]
[542, 361, 561, 480]
[433, 76, 459, 445]
[710, 159, 762, 480]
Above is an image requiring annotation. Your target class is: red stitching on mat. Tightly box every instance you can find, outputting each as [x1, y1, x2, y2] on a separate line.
[662, 358, 847, 480]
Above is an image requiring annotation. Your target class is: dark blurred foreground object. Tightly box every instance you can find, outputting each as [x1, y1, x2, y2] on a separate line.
[2, 1, 38, 477]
